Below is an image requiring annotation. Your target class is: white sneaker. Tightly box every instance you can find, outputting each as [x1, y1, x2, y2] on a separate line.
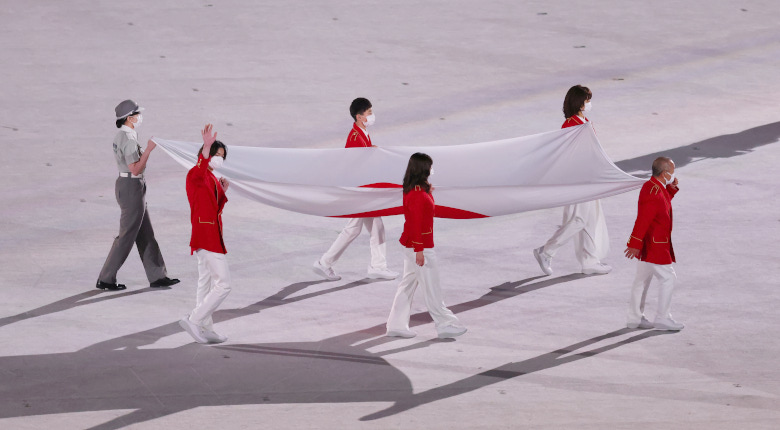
[654, 317, 684, 331]
[203, 328, 228, 344]
[627, 316, 654, 329]
[312, 260, 341, 281]
[533, 247, 553, 275]
[582, 263, 612, 275]
[367, 267, 399, 280]
[437, 325, 468, 339]
[386, 328, 417, 338]
[179, 316, 208, 344]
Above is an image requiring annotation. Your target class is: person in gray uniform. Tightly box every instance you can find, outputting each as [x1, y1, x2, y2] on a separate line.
[96, 99, 179, 291]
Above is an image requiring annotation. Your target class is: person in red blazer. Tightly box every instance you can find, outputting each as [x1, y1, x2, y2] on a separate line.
[624, 156, 684, 331]
[534, 85, 612, 276]
[179, 124, 233, 344]
[345, 114, 373, 148]
[385, 153, 466, 339]
[313, 98, 398, 281]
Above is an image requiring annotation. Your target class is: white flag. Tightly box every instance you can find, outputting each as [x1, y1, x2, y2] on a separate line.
[154, 123, 642, 219]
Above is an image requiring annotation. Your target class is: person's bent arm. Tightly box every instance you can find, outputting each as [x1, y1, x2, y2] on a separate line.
[667, 177, 680, 199]
[128, 139, 156, 176]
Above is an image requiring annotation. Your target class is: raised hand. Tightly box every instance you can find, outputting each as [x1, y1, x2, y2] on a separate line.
[201, 124, 217, 158]
[201, 123, 217, 146]
[146, 138, 157, 151]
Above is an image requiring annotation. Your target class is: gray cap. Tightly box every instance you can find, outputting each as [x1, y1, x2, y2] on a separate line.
[115, 99, 145, 119]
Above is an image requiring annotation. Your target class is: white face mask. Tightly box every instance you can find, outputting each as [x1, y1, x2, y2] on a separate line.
[429, 168, 435, 176]
[209, 156, 224, 170]
[664, 171, 675, 185]
[583, 101, 592, 113]
[364, 113, 376, 127]
[133, 114, 143, 127]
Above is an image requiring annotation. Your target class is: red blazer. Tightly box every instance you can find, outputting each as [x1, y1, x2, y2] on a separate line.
[399, 186, 435, 252]
[186, 153, 228, 254]
[627, 177, 678, 265]
[345, 123, 372, 148]
[562, 115, 588, 129]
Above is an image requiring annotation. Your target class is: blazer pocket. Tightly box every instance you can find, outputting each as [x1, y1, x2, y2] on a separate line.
[198, 217, 216, 225]
[652, 236, 669, 244]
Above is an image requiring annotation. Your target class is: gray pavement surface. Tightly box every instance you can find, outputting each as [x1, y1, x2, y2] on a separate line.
[1, 1, 780, 429]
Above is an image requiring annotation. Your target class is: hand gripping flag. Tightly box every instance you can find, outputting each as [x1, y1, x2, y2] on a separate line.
[154, 123, 643, 219]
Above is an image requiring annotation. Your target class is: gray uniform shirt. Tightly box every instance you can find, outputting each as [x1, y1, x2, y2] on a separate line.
[113, 125, 143, 174]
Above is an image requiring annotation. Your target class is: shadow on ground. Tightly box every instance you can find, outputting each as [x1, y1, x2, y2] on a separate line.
[360, 328, 671, 421]
[0, 289, 160, 329]
[0, 274, 604, 429]
[616, 121, 780, 175]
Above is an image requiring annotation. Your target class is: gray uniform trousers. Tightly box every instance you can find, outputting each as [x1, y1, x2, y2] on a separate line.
[98, 177, 167, 283]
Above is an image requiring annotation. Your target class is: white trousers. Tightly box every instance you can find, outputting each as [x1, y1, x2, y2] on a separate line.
[386, 247, 460, 333]
[627, 260, 676, 323]
[190, 249, 232, 329]
[320, 217, 387, 270]
[542, 200, 608, 268]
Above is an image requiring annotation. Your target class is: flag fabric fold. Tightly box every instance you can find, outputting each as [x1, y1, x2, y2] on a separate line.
[154, 123, 643, 219]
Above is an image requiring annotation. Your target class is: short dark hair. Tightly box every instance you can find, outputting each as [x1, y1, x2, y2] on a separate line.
[198, 140, 228, 160]
[562, 85, 592, 118]
[350, 97, 372, 120]
[115, 111, 141, 128]
[403, 152, 433, 194]
[651, 157, 673, 177]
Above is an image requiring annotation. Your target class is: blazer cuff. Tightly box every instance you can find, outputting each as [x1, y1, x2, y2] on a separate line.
[627, 236, 643, 249]
[410, 240, 424, 252]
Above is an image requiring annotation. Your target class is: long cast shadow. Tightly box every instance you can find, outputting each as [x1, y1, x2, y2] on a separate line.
[360, 328, 672, 421]
[350, 274, 579, 350]
[615, 121, 780, 175]
[0, 275, 570, 429]
[220, 274, 585, 365]
[0, 288, 160, 329]
[83, 278, 376, 352]
[3, 274, 777, 430]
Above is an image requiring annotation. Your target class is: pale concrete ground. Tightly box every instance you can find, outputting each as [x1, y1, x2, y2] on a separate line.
[1, 1, 779, 429]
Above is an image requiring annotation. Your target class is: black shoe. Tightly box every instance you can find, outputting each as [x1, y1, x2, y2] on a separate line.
[96, 280, 127, 291]
[150, 277, 180, 288]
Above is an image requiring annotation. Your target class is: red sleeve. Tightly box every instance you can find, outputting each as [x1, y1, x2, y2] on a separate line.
[666, 185, 679, 199]
[407, 193, 425, 252]
[186, 153, 213, 203]
[627, 193, 661, 249]
[191, 153, 211, 179]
